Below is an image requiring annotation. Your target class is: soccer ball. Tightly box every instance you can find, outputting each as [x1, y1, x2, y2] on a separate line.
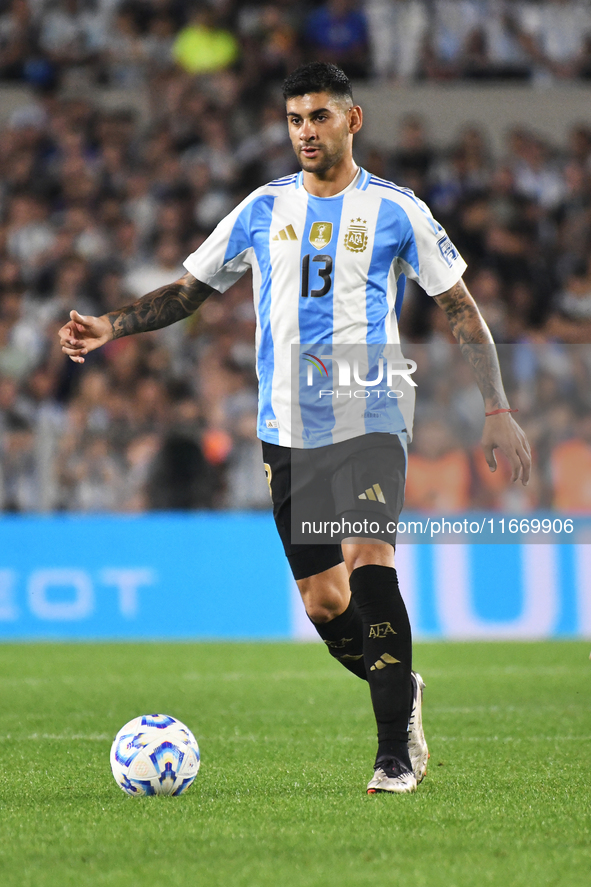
[110, 713, 200, 796]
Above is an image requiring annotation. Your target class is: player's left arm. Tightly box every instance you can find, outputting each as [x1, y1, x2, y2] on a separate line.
[433, 277, 531, 485]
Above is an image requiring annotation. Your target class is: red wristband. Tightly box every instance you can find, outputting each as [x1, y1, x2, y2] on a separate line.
[485, 408, 518, 417]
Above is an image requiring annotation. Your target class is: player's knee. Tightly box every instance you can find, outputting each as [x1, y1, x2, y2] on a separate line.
[303, 599, 341, 623]
[298, 582, 349, 623]
[343, 540, 394, 573]
[297, 565, 351, 623]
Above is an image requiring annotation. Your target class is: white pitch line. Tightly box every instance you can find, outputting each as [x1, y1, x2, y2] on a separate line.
[181, 671, 341, 682]
[427, 704, 589, 713]
[432, 735, 591, 743]
[0, 733, 112, 741]
[0, 665, 585, 686]
[420, 666, 586, 677]
[0, 733, 589, 745]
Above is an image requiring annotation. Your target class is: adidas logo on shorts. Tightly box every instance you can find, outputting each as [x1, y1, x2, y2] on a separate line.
[358, 483, 386, 503]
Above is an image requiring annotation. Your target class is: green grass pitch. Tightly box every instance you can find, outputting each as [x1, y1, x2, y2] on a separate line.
[0, 641, 589, 887]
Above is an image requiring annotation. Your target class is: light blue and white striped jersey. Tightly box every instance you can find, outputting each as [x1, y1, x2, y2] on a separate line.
[184, 167, 466, 448]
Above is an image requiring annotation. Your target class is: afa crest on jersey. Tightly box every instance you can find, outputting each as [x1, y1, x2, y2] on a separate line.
[344, 218, 368, 253]
[309, 222, 333, 249]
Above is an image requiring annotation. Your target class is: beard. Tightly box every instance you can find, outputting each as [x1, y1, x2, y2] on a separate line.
[295, 142, 345, 174]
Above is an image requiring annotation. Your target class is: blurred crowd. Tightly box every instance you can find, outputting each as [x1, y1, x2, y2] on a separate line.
[1, 0, 591, 514]
[3, 0, 591, 86]
[404, 344, 591, 514]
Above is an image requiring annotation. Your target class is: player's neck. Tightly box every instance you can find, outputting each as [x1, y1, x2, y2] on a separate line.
[302, 158, 359, 198]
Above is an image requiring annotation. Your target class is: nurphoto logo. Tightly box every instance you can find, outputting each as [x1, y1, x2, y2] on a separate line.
[303, 353, 417, 390]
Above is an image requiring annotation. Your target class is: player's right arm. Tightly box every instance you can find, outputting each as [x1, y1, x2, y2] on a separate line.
[58, 272, 216, 363]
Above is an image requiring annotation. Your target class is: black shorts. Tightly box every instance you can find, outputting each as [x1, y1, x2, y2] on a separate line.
[262, 432, 407, 581]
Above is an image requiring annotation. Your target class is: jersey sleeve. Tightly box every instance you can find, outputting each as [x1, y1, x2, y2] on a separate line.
[396, 194, 467, 297]
[183, 192, 260, 294]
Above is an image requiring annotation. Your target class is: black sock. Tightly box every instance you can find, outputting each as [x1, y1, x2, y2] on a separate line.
[309, 597, 367, 680]
[349, 565, 412, 767]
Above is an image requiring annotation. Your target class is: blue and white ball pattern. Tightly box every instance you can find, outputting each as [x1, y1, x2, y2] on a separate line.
[110, 714, 200, 796]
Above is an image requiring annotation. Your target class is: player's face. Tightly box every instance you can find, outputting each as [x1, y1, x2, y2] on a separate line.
[286, 92, 360, 174]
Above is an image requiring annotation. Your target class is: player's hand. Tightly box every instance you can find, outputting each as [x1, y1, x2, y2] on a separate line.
[481, 413, 531, 485]
[58, 310, 113, 364]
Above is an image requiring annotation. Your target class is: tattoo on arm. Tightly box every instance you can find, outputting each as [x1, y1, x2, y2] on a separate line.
[106, 272, 215, 339]
[433, 279, 509, 410]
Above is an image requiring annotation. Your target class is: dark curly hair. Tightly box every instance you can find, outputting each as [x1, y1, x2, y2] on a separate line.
[282, 63, 353, 102]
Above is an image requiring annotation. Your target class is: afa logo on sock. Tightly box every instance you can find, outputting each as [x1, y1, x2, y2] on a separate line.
[323, 637, 353, 649]
[369, 622, 396, 639]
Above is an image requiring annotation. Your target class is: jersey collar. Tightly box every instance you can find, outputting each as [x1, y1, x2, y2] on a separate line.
[296, 167, 366, 196]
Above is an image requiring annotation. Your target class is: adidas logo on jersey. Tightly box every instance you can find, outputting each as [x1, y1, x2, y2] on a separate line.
[272, 225, 298, 241]
[358, 483, 386, 503]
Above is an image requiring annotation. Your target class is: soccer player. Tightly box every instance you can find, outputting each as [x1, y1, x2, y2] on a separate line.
[59, 63, 531, 794]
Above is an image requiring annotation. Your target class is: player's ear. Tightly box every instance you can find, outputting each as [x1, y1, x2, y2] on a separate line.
[349, 105, 363, 134]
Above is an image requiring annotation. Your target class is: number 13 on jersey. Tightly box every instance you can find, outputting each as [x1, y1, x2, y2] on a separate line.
[301, 254, 333, 298]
